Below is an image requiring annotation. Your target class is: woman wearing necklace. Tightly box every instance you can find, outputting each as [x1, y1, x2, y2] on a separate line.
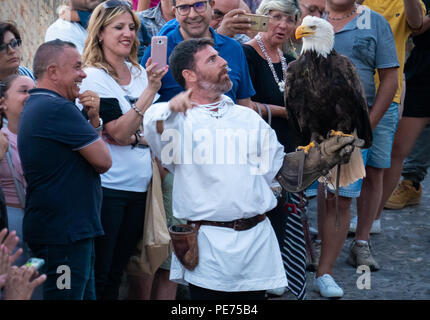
[242, 0, 302, 297]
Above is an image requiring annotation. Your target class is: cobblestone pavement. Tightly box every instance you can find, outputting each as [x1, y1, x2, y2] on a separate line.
[272, 175, 430, 300]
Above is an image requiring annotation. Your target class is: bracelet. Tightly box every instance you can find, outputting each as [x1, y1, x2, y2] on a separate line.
[131, 104, 145, 117]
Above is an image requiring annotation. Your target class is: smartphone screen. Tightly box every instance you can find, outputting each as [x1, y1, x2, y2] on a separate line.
[151, 36, 168, 72]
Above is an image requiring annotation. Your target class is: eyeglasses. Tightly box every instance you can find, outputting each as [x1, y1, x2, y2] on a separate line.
[175, 1, 208, 16]
[103, 0, 133, 10]
[0, 38, 22, 53]
[302, 4, 325, 17]
[213, 8, 226, 21]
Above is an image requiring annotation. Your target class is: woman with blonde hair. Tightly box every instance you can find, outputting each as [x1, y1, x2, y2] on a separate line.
[79, 0, 168, 300]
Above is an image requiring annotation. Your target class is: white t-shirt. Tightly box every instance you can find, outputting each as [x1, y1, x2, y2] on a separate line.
[78, 62, 156, 192]
[45, 19, 87, 54]
[143, 96, 288, 291]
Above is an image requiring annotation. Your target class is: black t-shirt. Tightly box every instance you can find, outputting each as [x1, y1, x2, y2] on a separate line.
[242, 44, 302, 153]
[405, 0, 430, 83]
[18, 89, 104, 245]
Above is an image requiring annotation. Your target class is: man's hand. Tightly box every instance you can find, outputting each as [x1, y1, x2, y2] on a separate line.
[79, 90, 100, 128]
[0, 131, 8, 161]
[58, 5, 80, 22]
[169, 89, 194, 115]
[4, 266, 46, 300]
[216, 9, 252, 38]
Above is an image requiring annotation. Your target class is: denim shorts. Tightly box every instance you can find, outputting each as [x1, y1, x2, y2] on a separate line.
[305, 149, 369, 199]
[305, 102, 399, 198]
[366, 102, 399, 168]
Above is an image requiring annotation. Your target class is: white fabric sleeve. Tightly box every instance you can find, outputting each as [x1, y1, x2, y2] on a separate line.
[143, 102, 182, 172]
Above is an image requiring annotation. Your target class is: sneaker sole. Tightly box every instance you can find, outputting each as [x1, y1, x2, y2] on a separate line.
[384, 199, 420, 210]
[313, 287, 343, 299]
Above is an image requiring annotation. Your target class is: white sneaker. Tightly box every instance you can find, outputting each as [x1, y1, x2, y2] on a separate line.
[349, 216, 381, 234]
[313, 274, 344, 298]
[266, 287, 287, 296]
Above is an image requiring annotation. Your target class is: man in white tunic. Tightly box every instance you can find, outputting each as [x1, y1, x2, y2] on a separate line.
[144, 38, 355, 299]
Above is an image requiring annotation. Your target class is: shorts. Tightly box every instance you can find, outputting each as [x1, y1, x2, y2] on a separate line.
[305, 149, 369, 199]
[305, 102, 399, 198]
[366, 102, 399, 168]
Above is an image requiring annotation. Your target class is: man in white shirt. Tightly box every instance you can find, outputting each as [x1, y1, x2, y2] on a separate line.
[45, 0, 103, 54]
[143, 38, 355, 299]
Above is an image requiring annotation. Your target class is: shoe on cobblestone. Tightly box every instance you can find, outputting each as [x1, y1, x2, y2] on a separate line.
[347, 240, 380, 271]
[306, 240, 321, 271]
[349, 216, 381, 234]
[384, 179, 421, 210]
[313, 274, 344, 298]
[266, 287, 287, 296]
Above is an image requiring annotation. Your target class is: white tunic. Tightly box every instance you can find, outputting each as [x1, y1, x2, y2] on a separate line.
[143, 95, 288, 291]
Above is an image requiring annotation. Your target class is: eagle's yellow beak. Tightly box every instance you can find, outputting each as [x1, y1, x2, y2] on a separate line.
[295, 25, 315, 39]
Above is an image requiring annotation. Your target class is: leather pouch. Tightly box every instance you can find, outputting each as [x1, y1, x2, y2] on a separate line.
[168, 223, 200, 271]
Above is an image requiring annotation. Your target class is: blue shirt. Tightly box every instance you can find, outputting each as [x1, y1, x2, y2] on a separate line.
[141, 24, 255, 103]
[18, 89, 104, 244]
[331, 7, 399, 107]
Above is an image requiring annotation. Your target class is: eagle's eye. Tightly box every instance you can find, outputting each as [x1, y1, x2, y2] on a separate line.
[310, 25, 317, 30]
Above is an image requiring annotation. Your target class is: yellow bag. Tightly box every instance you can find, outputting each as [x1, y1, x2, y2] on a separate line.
[127, 157, 171, 276]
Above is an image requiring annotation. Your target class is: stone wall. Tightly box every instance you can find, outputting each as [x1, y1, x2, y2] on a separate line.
[1, 0, 67, 68]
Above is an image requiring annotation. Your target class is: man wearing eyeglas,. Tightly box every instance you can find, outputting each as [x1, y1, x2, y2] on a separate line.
[141, 0, 256, 105]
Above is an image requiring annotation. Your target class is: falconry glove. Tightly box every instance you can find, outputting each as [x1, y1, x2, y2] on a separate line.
[276, 135, 357, 193]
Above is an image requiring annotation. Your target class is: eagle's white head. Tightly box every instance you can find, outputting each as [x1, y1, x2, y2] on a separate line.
[295, 16, 334, 58]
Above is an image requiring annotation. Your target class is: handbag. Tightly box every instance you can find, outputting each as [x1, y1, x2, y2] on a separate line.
[127, 157, 171, 276]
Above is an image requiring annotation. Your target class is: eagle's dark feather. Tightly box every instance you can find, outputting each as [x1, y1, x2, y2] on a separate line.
[284, 50, 372, 149]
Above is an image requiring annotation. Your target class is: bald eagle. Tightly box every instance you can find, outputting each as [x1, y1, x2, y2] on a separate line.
[285, 16, 372, 187]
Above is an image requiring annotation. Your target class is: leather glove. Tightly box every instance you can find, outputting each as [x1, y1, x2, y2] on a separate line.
[276, 135, 358, 193]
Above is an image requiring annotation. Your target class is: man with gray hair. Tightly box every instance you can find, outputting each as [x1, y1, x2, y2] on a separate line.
[18, 39, 111, 300]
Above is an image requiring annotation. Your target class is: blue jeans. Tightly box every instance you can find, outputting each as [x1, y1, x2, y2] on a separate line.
[29, 238, 96, 300]
[402, 123, 430, 183]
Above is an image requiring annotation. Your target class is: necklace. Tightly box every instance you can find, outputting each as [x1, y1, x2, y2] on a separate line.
[327, 3, 357, 21]
[255, 33, 288, 93]
[196, 98, 229, 119]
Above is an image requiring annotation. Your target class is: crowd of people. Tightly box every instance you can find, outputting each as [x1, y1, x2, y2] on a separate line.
[0, 0, 429, 300]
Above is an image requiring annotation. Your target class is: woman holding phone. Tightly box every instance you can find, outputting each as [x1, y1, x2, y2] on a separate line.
[80, 0, 167, 300]
[242, 0, 302, 297]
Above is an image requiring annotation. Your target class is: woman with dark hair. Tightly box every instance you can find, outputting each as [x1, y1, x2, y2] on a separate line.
[80, 0, 167, 300]
[0, 22, 34, 81]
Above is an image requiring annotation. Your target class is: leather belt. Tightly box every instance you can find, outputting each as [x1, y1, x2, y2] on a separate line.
[188, 214, 266, 231]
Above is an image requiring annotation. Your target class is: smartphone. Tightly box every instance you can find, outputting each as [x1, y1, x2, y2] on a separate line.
[151, 36, 168, 72]
[25, 258, 45, 271]
[238, 13, 270, 32]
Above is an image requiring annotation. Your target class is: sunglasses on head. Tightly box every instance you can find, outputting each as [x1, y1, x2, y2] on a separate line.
[0, 38, 21, 53]
[103, 0, 133, 10]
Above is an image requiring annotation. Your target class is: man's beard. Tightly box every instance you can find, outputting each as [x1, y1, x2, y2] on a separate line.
[197, 73, 233, 95]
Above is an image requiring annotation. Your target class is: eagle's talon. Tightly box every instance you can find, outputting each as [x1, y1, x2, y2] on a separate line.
[329, 130, 354, 138]
[297, 141, 316, 154]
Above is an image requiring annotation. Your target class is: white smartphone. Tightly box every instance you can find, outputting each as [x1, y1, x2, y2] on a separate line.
[25, 257, 45, 271]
